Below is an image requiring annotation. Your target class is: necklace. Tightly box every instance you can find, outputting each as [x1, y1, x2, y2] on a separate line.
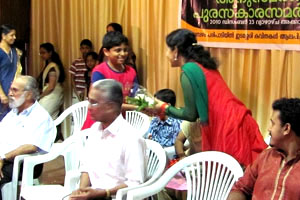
[8, 50, 13, 63]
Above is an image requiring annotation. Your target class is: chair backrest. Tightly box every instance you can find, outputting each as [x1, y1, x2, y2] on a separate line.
[115, 139, 167, 200]
[144, 139, 167, 182]
[127, 151, 243, 200]
[125, 111, 150, 137]
[54, 101, 88, 135]
[62, 130, 89, 175]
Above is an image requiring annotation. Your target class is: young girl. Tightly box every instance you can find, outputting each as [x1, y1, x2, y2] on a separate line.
[84, 51, 98, 97]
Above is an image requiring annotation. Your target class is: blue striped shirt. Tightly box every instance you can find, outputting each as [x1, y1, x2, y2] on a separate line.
[148, 117, 181, 147]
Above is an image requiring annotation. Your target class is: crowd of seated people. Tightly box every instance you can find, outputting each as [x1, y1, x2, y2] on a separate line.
[3, 21, 300, 200]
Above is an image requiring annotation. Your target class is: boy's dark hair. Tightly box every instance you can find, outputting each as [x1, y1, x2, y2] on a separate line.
[86, 51, 98, 60]
[272, 98, 300, 137]
[107, 23, 123, 34]
[80, 39, 93, 48]
[155, 89, 176, 106]
[102, 31, 128, 50]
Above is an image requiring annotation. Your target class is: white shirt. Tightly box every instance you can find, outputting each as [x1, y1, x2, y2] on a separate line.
[80, 114, 147, 189]
[0, 101, 55, 154]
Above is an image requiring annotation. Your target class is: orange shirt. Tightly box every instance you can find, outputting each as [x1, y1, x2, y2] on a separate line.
[232, 148, 300, 200]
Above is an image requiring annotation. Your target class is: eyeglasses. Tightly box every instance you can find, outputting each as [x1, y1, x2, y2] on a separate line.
[87, 99, 109, 107]
[88, 101, 99, 107]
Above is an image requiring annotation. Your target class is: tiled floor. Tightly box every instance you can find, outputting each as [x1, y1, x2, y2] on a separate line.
[38, 155, 65, 185]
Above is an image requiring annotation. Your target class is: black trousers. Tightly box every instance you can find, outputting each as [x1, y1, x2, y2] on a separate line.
[0, 160, 43, 200]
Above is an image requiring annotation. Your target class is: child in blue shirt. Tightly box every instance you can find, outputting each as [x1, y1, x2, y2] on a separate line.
[148, 89, 181, 147]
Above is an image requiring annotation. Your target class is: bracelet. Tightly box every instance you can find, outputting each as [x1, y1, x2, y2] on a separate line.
[105, 189, 110, 198]
[160, 103, 168, 114]
[159, 103, 168, 120]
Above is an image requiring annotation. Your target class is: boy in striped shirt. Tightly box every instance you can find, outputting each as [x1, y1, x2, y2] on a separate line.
[69, 39, 93, 101]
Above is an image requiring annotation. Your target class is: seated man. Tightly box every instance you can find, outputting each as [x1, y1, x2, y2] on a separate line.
[227, 98, 300, 200]
[0, 75, 55, 199]
[70, 79, 146, 200]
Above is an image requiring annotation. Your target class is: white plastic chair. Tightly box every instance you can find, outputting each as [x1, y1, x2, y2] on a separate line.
[127, 151, 244, 200]
[20, 132, 88, 200]
[115, 139, 167, 200]
[54, 100, 88, 137]
[125, 111, 150, 137]
[19, 138, 166, 200]
[1, 129, 57, 200]
[56, 139, 167, 200]
[1, 101, 88, 200]
[1, 153, 39, 200]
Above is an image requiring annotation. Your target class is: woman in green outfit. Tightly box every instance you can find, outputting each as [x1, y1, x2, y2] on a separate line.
[153, 29, 266, 166]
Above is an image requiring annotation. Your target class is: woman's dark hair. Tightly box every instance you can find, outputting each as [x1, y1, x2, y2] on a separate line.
[106, 23, 123, 34]
[102, 31, 128, 50]
[0, 24, 16, 42]
[40, 43, 65, 83]
[166, 29, 218, 70]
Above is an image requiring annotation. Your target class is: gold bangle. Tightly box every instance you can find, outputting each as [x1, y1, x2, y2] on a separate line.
[106, 189, 110, 198]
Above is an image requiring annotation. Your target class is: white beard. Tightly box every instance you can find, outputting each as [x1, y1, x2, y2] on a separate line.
[9, 92, 26, 109]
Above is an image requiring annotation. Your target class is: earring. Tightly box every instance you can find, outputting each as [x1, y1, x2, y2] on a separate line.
[174, 56, 178, 61]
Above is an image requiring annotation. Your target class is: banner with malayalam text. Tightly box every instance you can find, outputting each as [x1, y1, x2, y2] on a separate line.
[180, 0, 300, 50]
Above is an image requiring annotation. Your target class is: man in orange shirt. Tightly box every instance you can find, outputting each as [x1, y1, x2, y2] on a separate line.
[227, 98, 300, 200]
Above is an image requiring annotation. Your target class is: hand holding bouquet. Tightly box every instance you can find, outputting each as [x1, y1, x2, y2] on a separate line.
[125, 85, 156, 112]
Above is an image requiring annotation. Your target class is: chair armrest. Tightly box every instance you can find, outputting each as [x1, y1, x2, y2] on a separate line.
[21, 138, 77, 187]
[10, 153, 40, 200]
[126, 155, 185, 200]
[64, 170, 81, 193]
[12, 153, 40, 183]
[54, 108, 71, 126]
[126, 183, 165, 200]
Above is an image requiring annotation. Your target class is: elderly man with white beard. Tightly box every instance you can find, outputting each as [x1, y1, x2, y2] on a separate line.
[0, 75, 55, 200]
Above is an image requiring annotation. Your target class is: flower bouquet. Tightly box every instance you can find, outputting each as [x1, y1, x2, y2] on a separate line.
[125, 85, 156, 111]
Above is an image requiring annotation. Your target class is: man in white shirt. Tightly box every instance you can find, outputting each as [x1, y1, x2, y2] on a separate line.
[70, 79, 146, 200]
[0, 75, 55, 200]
